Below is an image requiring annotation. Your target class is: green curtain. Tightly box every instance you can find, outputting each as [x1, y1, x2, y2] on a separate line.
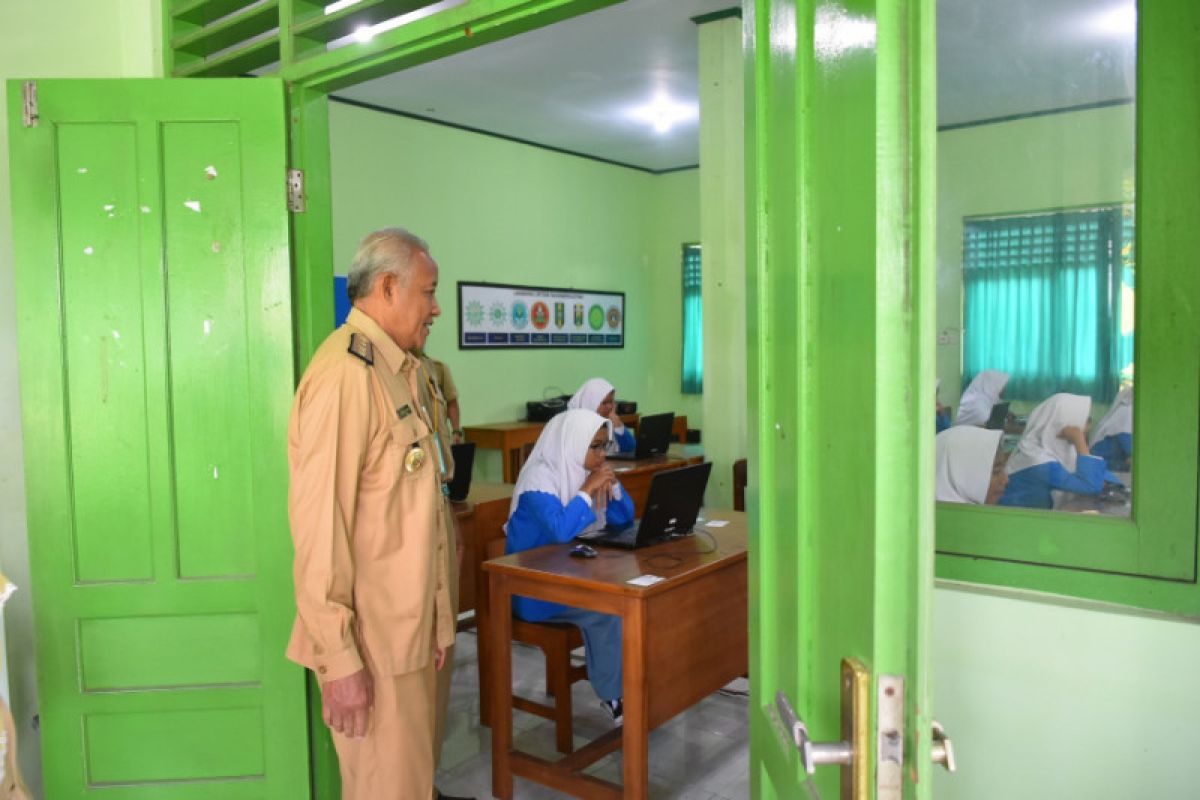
[962, 206, 1134, 402]
[681, 244, 703, 394]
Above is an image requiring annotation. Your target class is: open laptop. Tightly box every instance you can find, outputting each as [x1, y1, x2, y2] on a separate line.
[984, 401, 1011, 430]
[446, 442, 476, 502]
[577, 461, 713, 549]
[608, 412, 675, 461]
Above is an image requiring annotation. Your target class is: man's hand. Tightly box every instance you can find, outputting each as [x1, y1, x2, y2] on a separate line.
[435, 645, 447, 671]
[322, 668, 373, 738]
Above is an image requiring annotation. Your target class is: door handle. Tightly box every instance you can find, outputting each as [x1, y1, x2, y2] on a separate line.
[931, 720, 956, 772]
[775, 691, 854, 774]
[770, 658, 869, 799]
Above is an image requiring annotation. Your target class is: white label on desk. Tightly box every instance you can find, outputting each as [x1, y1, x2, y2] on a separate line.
[705, 519, 730, 528]
[627, 574, 665, 586]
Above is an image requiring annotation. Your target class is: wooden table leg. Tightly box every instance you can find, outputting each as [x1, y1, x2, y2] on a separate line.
[503, 445, 519, 484]
[621, 598, 649, 799]
[490, 574, 514, 799]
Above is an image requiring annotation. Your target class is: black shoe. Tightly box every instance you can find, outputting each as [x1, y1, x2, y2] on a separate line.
[436, 791, 475, 800]
[601, 697, 623, 726]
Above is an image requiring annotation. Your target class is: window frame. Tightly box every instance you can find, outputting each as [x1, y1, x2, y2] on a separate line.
[935, 1, 1200, 612]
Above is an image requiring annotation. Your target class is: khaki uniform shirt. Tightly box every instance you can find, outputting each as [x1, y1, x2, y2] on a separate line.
[415, 356, 460, 612]
[287, 308, 455, 681]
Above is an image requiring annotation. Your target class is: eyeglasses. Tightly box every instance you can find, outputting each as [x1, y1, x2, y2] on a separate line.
[587, 441, 607, 452]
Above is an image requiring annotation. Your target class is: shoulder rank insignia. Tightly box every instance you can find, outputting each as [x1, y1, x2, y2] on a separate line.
[397, 404, 412, 419]
[347, 333, 374, 365]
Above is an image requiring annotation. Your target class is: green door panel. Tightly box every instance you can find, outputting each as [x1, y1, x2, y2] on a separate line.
[7, 78, 307, 799]
[745, 1, 935, 797]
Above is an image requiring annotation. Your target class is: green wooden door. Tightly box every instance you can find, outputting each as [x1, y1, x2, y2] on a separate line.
[6, 78, 307, 799]
[746, 1, 935, 798]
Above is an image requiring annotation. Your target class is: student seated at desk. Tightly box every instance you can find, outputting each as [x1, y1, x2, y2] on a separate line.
[505, 409, 635, 724]
[935, 426, 1007, 504]
[999, 393, 1105, 510]
[954, 370, 1009, 427]
[568, 377, 634, 454]
[1090, 385, 1133, 471]
[935, 378, 951, 433]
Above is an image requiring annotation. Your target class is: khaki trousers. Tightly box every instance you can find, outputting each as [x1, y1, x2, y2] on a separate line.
[332, 663, 436, 800]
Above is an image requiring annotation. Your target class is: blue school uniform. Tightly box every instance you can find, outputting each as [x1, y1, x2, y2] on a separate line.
[998, 455, 1106, 510]
[612, 426, 636, 453]
[506, 487, 635, 701]
[1090, 433, 1132, 471]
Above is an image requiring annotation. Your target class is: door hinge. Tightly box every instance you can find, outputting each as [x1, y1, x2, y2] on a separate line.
[21, 81, 38, 128]
[287, 168, 306, 213]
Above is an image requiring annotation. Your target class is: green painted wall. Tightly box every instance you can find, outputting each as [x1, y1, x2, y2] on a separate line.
[0, 3, 161, 795]
[933, 584, 1200, 799]
[328, 101, 702, 481]
[698, 17, 745, 510]
[936, 104, 1136, 413]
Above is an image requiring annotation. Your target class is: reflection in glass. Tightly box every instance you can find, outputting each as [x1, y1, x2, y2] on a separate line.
[935, 0, 1136, 516]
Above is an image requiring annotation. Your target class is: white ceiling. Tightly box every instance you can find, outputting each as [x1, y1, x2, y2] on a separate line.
[333, 0, 1136, 172]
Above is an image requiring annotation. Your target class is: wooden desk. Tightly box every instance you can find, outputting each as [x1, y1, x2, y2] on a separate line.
[483, 513, 748, 799]
[451, 482, 515, 621]
[465, 413, 640, 483]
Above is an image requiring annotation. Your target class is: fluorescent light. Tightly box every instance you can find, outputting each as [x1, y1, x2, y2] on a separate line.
[353, 25, 374, 43]
[325, 0, 361, 13]
[626, 93, 698, 135]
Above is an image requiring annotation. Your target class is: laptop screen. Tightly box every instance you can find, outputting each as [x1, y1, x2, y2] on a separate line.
[635, 412, 675, 457]
[636, 461, 713, 541]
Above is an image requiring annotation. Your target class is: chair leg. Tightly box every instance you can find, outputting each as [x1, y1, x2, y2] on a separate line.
[543, 648, 560, 699]
[546, 644, 574, 754]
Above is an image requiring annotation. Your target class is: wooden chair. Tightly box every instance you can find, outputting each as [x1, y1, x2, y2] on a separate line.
[733, 458, 748, 512]
[477, 536, 588, 754]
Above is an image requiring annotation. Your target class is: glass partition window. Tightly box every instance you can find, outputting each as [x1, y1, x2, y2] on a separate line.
[934, 0, 1136, 517]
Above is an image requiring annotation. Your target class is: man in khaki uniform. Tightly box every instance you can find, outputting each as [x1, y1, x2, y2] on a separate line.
[287, 228, 458, 800]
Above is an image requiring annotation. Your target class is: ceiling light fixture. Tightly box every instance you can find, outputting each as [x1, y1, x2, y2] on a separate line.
[324, 0, 362, 14]
[353, 25, 375, 43]
[626, 93, 698, 135]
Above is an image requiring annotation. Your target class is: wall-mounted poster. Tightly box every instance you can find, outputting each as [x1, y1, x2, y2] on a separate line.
[458, 281, 625, 349]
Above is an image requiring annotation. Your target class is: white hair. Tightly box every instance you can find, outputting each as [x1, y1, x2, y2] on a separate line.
[345, 227, 430, 302]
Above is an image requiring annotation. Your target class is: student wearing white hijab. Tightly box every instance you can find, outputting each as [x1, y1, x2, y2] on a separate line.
[935, 426, 1007, 504]
[1089, 385, 1133, 470]
[567, 377, 635, 453]
[954, 370, 1009, 428]
[998, 393, 1106, 509]
[505, 409, 635, 724]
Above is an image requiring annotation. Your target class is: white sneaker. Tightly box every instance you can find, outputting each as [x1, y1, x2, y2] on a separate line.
[602, 698, 623, 726]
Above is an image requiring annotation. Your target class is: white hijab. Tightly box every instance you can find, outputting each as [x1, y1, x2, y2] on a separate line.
[935, 427, 1003, 504]
[1090, 385, 1133, 446]
[509, 409, 610, 531]
[954, 370, 1009, 427]
[568, 378, 615, 414]
[1006, 393, 1092, 474]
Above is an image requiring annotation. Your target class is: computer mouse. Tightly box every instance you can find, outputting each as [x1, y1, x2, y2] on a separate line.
[570, 544, 597, 559]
